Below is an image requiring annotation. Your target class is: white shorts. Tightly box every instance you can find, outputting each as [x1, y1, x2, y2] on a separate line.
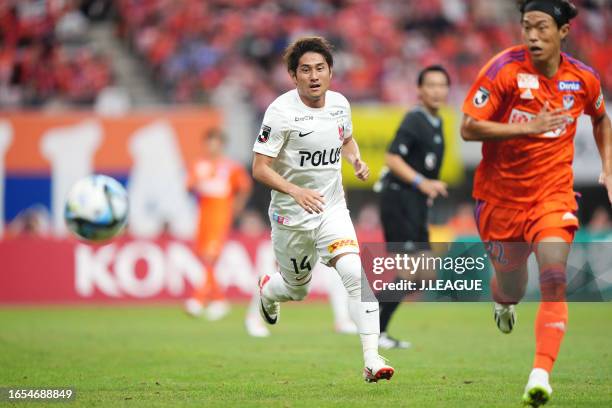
[271, 204, 359, 286]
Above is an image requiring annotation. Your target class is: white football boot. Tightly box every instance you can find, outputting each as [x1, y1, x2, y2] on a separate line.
[258, 275, 280, 325]
[363, 355, 395, 383]
[184, 298, 204, 317]
[245, 315, 271, 338]
[494, 302, 516, 334]
[378, 332, 411, 350]
[206, 300, 230, 321]
[522, 368, 552, 407]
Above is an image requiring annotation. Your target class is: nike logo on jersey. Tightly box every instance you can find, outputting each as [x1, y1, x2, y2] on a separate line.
[365, 308, 379, 314]
[298, 130, 314, 137]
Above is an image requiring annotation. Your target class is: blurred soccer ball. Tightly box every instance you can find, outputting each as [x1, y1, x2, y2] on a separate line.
[64, 175, 128, 242]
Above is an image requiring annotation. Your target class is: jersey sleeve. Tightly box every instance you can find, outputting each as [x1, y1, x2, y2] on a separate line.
[344, 96, 354, 139]
[333, 93, 354, 144]
[462, 61, 511, 121]
[253, 104, 287, 158]
[387, 114, 415, 156]
[584, 74, 606, 118]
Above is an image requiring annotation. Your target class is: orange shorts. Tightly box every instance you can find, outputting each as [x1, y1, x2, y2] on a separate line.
[474, 198, 578, 271]
[196, 228, 230, 260]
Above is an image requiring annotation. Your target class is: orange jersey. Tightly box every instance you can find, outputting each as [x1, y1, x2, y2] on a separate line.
[187, 157, 252, 252]
[463, 45, 606, 209]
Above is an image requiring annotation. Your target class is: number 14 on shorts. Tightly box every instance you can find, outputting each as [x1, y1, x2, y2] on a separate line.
[291, 256, 312, 274]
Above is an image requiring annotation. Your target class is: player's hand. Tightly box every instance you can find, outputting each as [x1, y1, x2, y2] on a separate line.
[288, 186, 325, 214]
[353, 158, 369, 181]
[418, 179, 448, 201]
[527, 102, 572, 135]
[600, 172, 612, 206]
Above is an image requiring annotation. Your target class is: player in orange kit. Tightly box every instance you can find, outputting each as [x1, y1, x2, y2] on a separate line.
[184, 128, 253, 321]
[460, 0, 611, 406]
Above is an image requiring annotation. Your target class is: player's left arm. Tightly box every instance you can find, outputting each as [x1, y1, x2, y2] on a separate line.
[585, 75, 612, 205]
[592, 112, 612, 205]
[232, 166, 253, 217]
[341, 135, 369, 181]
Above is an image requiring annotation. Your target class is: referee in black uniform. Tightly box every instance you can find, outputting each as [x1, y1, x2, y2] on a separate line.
[377, 65, 450, 349]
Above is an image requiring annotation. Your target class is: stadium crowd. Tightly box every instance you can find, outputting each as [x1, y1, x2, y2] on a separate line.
[116, 0, 610, 111]
[0, 0, 113, 107]
[1, 0, 610, 109]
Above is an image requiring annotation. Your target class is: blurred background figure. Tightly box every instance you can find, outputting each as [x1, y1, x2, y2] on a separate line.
[6, 204, 51, 237]
[586, 206, 612, 233]
[448, 202, 479, 237]
[184, 129, 252, 321]
[238, 209, 273, 337]
[376, 65, 451, 350]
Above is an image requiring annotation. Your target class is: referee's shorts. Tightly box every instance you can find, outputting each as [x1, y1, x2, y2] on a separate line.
[379, 182, 431, 253]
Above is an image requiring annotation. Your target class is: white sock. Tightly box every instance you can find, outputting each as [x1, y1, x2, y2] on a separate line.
[334, 254, 380, 363]
[361, 334, 379, 362]
[324, 266, 352, 325]
[261, 272, 293, 302]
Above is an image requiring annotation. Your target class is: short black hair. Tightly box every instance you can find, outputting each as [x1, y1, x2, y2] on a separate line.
[417, 65, 451, 87]
[517, 0, 578, 27]
[284, 36, 334, 74]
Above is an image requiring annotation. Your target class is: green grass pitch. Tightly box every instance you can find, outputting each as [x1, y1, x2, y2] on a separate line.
[0, 302, 610, 407]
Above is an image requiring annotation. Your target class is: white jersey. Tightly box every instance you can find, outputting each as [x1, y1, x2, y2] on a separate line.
[253, 89, 353, 230]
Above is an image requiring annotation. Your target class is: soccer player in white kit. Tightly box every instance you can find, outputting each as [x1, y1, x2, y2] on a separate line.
[252, 36, 394, 382]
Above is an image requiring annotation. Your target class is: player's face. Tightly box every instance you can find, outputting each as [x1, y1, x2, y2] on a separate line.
[205, 134, 223, 157]
[521, 11, 569, 64]
[418, 71, 449, 112]
[291, 52, 332, 108]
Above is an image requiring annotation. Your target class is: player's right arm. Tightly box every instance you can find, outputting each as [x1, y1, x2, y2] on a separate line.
[461, 102, 571, 141]
[252, 153, 325, 214]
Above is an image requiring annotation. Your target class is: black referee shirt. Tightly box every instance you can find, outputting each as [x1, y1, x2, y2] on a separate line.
[384, 106, 445, 189]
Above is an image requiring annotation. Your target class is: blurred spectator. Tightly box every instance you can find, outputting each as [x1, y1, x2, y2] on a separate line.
[587, 206, 612, 233]
[6, 204, 51, 237]
[448, 202, 479, 236]
[94, 85, 131, 115]
[0, 0, 113, 108]
[55, 0, 89, 44]
[237, 209, 267, 238]
[355, 203, 384, 243]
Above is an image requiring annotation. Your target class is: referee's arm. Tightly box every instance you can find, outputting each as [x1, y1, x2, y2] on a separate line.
[385, 153, 448, 200]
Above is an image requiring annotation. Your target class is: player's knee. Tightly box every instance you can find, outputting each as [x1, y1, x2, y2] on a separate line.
[494, 263, 528, 302]
[539, 264, 567, 302]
